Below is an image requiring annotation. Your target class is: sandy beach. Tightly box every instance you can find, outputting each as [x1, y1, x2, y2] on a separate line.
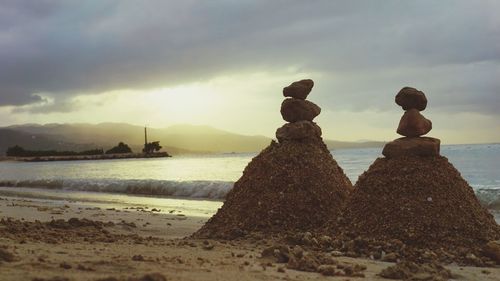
[0, 195, 498, 281]
[1, 0, 500, 279]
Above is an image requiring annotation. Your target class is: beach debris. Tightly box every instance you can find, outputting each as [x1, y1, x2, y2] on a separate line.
[49, 217, 113, 229]
[95, 273, 167, 281]
[59, 262, 72, 269]
[0, 218, 160, 245]
[0, 246, 16, 263]
[202, 240, 215, 250]
[76, 264, 95, 271]
[483, 240, 500, 264]
[327, 87, 500, 266]
[118, 220, 137, 228]
[260, 244, 366, 277]
[32, 277, 70, 281]
[129, 273, 167, 281]
[378, 261, 451, 280]
[193, 79, 352, 239]
[282, 230, 500, 266]
[95, 278, 120, 281]
[382, 252, 399, 262]
[261, 245, 291, 263]
[131, 254, 145, 261]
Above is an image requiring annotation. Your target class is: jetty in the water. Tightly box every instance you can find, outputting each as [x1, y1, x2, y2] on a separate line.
[4, 126, 171, 162]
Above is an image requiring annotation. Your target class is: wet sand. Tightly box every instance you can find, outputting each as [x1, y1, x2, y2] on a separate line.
[0, 195, 499, 281]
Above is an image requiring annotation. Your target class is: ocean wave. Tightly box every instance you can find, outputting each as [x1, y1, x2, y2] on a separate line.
[0, 179, 233, 200]
[1, 179, 499, 209]
[476, 188, 500, 210]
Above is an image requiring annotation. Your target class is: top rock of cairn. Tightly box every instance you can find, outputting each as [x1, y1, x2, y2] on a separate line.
[383, 86, 439, 158]
[283, 79, 314, 100]
[394, 87, 431, 138]
[278, 79, 322, 142]
[395, 87, 427, 111]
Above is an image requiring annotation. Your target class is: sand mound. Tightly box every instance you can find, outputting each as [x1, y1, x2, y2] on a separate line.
[323, 87, 500, 265]
[194, 79, 352, 239]
[194, 139, 352, 239]
[334, 156, 500, 251]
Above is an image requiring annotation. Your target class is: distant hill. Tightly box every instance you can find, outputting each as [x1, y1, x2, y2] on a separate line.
[0, 128, 96, 153]
[1, 123, 385, 155]
[2, 123, 270, 155]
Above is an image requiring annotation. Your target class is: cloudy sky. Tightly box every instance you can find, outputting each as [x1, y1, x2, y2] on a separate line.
[0, 0, 499, 144]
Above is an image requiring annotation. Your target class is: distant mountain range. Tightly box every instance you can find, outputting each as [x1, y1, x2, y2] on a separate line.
[0, 123, 385, 155]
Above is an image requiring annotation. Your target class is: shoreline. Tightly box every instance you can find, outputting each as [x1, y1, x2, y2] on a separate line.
[1, 194, 499, 281]
[1, 185, 499, 223]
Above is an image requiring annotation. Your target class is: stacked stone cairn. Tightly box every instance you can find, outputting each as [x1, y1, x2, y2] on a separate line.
[329, 87, 500, 265]
[276, 79, 322, 143]
[194, 79, 352, 239]
[382, 87, 440, 158]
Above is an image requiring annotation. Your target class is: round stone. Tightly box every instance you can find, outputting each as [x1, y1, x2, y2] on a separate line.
[397, 109, 432, 137]
[276, 121, 322, 143]
[280, 98, 321, 123]
[396, 87, 427, 111]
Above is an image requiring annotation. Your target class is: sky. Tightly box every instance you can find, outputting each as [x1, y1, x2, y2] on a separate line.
[0, 0, 499, 144]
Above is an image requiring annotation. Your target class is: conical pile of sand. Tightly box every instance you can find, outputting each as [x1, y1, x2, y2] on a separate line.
[338, 156, 499, 248]
[194, 79, 352, 239]
[334, 87, 500, 253]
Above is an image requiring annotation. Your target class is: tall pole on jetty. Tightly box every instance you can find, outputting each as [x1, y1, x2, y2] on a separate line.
[144, 126, 148, 148]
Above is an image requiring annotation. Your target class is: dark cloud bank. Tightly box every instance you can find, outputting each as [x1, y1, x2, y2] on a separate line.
[0, 0, 499, 114]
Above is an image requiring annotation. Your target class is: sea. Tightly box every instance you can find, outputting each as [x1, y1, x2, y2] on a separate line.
[0, 143, 499, 220]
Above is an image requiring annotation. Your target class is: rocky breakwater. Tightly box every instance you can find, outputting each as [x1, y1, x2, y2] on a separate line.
[194, 79, 352, 239]
[328, 87, 500, 266]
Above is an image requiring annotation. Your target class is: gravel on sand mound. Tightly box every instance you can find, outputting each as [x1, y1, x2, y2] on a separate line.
[194, 139, 352, 239]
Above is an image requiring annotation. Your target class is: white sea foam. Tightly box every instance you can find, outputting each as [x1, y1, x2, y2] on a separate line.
[0, 179, 233, 200]
[476, 188, 500, 210]
[1, 179, 499, 210]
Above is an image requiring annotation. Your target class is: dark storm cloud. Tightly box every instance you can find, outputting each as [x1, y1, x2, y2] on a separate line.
[0, 0, 499, 114]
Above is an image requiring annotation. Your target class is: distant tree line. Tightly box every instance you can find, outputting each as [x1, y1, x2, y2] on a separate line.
[6, 141, 136, 157]
[105, 142, 132, 154]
